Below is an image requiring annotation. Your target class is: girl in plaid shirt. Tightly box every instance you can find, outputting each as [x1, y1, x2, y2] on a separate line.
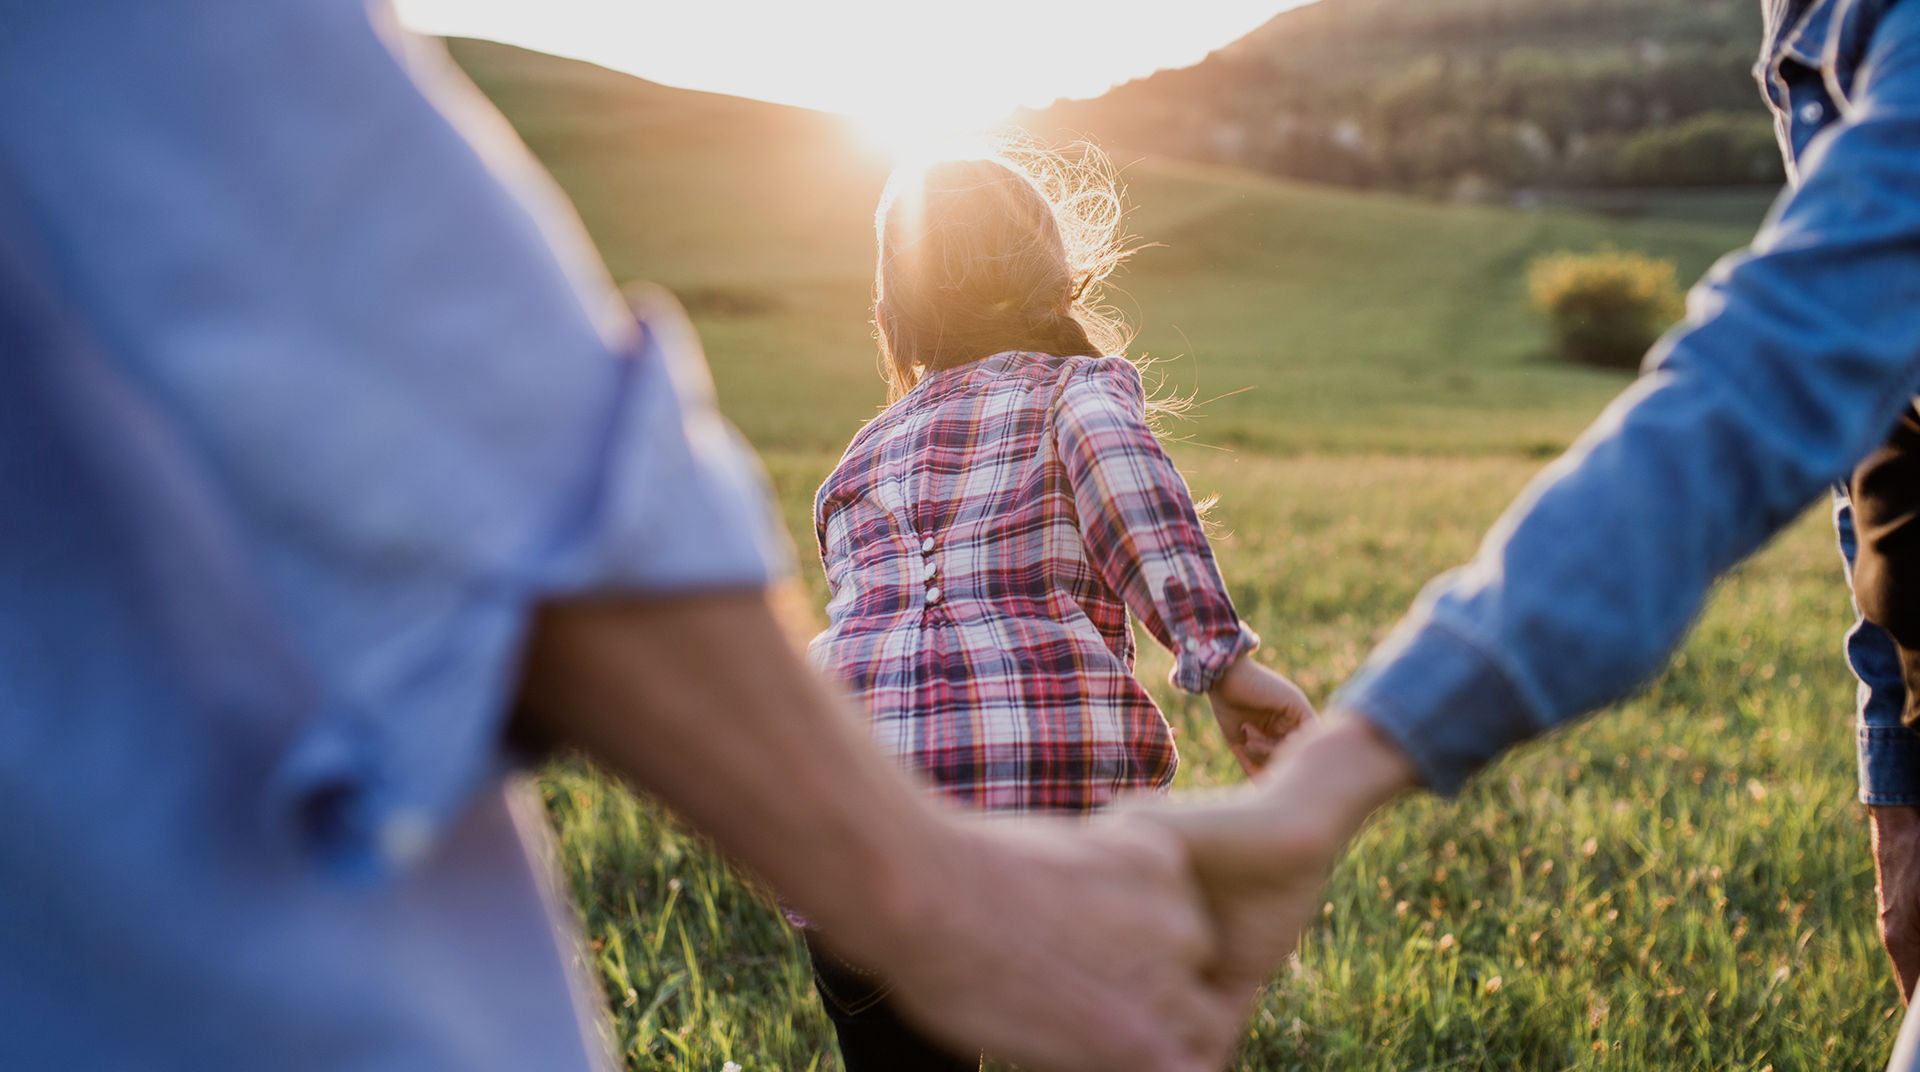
[803, 145, 1315, 1071]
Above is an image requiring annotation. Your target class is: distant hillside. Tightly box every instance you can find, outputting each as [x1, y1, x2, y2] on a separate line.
[448, 36, 1753, 458]
[1028, 0, 1779, 197]
[447, 37, 891, 290]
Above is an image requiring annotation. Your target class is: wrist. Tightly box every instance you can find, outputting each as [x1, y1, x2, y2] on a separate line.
[1186, 626, 1261, 696]
[805, 806, 977, 968]
[1256, 711, 1417, 836]
[1209, 650, 1255, 698]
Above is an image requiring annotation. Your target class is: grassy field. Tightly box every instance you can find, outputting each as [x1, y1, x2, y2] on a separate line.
[451, 38, 1900, 1071]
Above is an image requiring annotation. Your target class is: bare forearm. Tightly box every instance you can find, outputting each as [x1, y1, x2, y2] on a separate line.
[516, 589, 956, 959]
[1258, 712, 1419, 833]
[514, 590, 1251, 1072]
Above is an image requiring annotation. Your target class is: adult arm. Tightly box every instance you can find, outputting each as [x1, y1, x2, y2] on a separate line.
[517, 589, 1239, 1072]
[1336, 0, 1920, 793]
[1152, 0, 1920, 986]
[0, 9, 1239, 1066]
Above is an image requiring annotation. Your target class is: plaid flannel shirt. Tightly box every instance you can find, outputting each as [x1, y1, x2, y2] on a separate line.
[811, 350, 1258, 813]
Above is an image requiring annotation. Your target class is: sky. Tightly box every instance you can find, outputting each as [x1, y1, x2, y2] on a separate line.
[396, 1, 1316, 150]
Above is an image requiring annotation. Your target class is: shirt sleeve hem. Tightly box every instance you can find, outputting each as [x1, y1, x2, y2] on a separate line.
[1332, 618, 1541, 797]
[265, 590, 531, 884]
[267, 297, 790, 884]
[1170, 623, 1261, 694]
[1859, 723, 1920, 804]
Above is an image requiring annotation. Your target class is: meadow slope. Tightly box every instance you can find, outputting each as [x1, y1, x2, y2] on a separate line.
[449, 37, 1895, 1072]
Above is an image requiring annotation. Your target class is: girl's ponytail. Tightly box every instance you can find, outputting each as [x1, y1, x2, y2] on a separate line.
[1028, 305, 1099, 364]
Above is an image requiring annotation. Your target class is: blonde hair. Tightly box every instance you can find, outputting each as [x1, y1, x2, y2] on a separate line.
[873, 137, 1140, 403]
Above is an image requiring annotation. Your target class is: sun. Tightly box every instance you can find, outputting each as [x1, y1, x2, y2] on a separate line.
[397, 1, 1314, 165]
[839, 95, 1021, 169]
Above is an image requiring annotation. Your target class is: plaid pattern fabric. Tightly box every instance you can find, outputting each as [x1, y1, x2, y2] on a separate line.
[810, 350, 1258, 813]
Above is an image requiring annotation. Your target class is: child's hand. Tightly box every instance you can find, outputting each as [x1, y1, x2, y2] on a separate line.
[1207, 655, 1317, 776]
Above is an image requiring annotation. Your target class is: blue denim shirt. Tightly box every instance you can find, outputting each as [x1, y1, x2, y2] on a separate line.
[1336, 0, 1920, 799]
[1, 2, 787, 1068]
[1769, 0, 1920, 805]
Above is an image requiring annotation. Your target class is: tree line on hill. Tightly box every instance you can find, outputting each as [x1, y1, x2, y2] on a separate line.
[1028, 0, 1782, 197]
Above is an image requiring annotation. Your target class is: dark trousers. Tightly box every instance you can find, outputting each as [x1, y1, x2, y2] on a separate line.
[803, 931, 981, 1072]
[1852, 403, 1920, 727]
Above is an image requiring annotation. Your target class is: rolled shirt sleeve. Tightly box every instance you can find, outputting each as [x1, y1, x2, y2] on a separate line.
[1, 1, 789, 877]
[1836, 491, 1920, 804]
[265, 289, 791, 877]
[1053, 358, 1259, 693]
[1333, 0, 1920, 794]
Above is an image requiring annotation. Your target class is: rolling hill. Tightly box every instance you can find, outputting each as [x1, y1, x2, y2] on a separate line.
[446, 35, 1761, 457]
[439, 33, 1900, 1072]
[1028, 0, 1778, 195]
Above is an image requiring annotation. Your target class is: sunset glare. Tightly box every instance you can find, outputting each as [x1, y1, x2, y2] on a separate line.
[397, 0, 1315, 160]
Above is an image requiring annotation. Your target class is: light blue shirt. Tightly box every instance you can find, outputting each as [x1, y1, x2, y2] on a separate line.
[1336, 0, 1920, 796]
[0, 2, 787, 1068]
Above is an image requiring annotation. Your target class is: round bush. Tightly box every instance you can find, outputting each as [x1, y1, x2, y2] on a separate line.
[1527, 247, 1685, 369]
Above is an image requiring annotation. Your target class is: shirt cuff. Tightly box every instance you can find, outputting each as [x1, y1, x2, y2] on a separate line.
[541, 288, 795, 594]
[269, 294, 792, 883]
[1171, 623, 1260, 693]
[267, 592, 533, 883]
[1332, 618, 1540, 796]
[1861, 723, 1920, 805]
[1845, 613, 1920, 802]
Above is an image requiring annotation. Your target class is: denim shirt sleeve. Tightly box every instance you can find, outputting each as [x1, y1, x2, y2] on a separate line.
[1834, 489, 1920, 803]
[1333, 0, 1920, 795]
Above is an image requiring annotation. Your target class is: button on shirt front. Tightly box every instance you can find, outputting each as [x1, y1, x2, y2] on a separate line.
[811, 351, 1258, 813]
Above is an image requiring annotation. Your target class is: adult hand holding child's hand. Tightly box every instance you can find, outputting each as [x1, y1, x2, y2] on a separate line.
[1135, 715, 1418, 1000]
[873, 814, 1252, 1072]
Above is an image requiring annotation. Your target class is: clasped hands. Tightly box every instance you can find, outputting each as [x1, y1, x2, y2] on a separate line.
[524, 594, 1419, 1072]
[875, 673, 1418, 1072]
